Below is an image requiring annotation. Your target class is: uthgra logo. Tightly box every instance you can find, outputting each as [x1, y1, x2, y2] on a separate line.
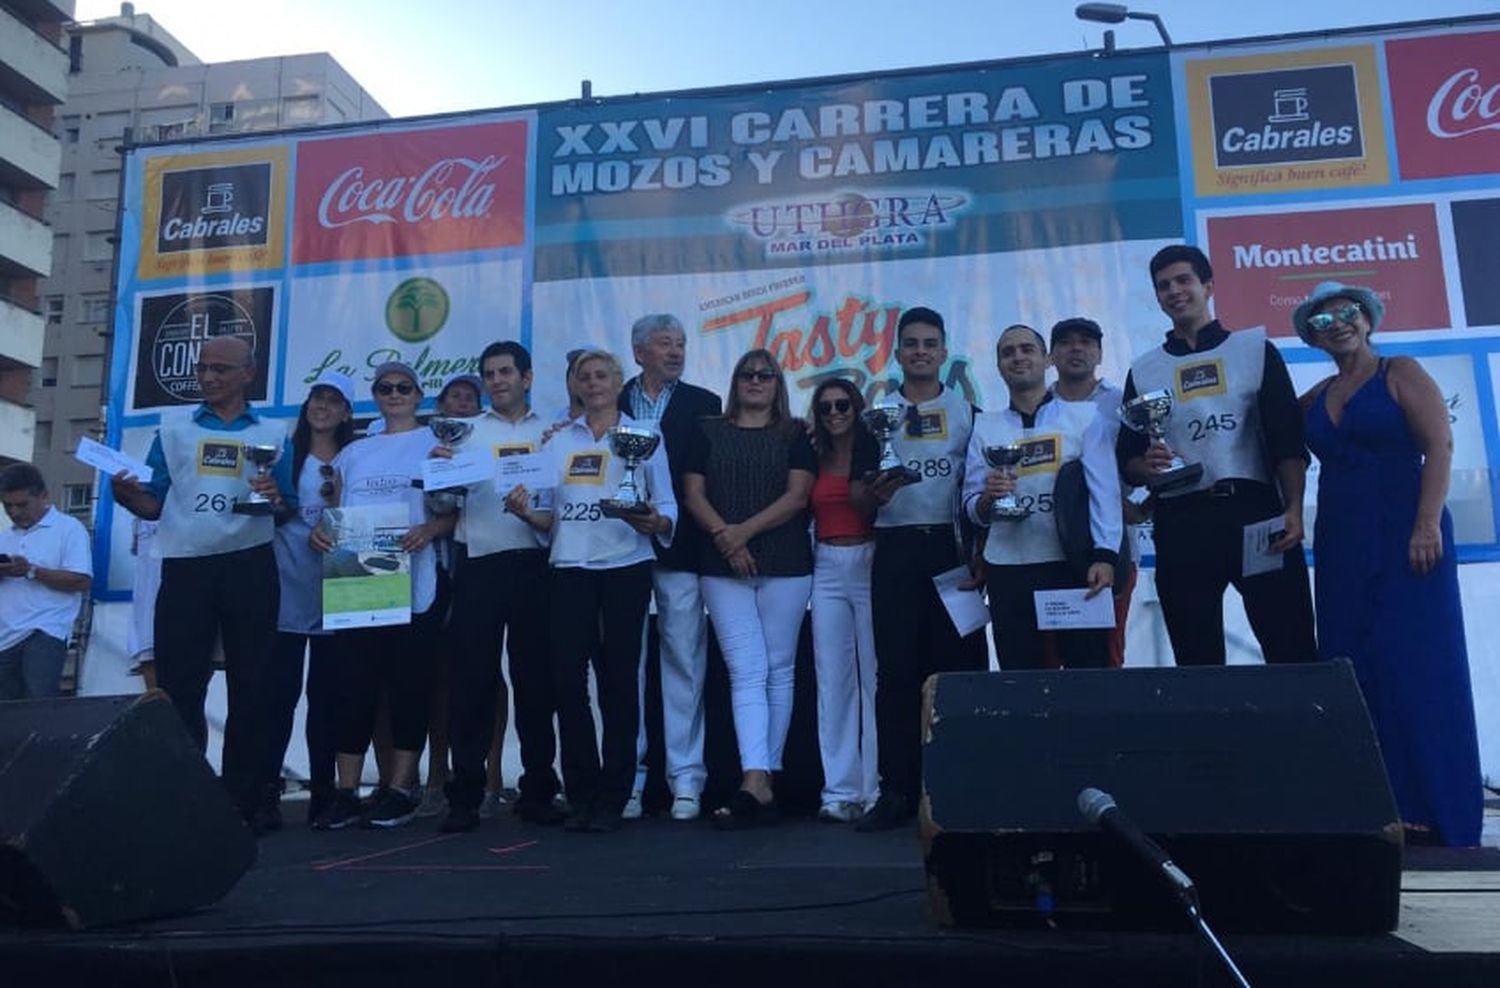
[156, 164, 271, 255]
[132, 288, 274, 411]
[726, 189, 967, 257]
[1210, 65, 1363, 167]
[384, 277, 451, 343]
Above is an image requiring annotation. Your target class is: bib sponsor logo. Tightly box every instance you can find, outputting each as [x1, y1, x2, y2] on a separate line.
[1016, 434, 1061, 475]
[493, 443, 535, 458]
[1177, 361, 1226, 400]
[198, 441, 241, 476]
[907, 407, 948, 440]
[566, 452, 607, 483]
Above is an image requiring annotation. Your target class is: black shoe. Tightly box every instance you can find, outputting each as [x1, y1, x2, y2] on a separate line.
[361, 788, 419, 829]
[250, 801, 283, 835]
[584, 807, 622, 833]
[515, 797, 565, 826]
[312, 789, 363, 831]
[440, 803, 481, 833]
[307, 785, 335, 826]
[563, 804, 593, 832]
[855, 793, 913, 832]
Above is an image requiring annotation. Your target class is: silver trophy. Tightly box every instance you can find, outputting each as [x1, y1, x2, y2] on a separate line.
[1120, 389, 1204, 492]
[981, 444, 1030, 522]
[418, 416, 476, 514]
[232, 442, 282, 516]
[599, 425, 661, 518]
[860, 405, 921, 486]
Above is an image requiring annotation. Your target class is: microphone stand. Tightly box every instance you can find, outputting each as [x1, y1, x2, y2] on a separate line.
[1176, 887, 1252, 988]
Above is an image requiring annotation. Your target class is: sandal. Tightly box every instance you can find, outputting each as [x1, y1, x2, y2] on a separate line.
[712, 789, 779, 830]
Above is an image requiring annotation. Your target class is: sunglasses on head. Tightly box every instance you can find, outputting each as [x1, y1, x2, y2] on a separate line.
[318, 464, 336, 500]
[737, 369, 777, 383]
[817, 398, 852, 415]
[374, 381, 416, 396]
[1306, 302, 1364, 334]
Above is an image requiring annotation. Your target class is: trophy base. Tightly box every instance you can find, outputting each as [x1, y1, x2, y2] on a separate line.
[411, 478, 426, 489]
[1147, 462, 1205, 493]
[599, 499, 651, 519]
[232, 499, 277, 517]
[860, 466, 922, 487]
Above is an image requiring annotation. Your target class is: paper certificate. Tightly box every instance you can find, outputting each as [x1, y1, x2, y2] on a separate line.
[1033, 589, 1116, 630]
[1241, 517, 1287, 578]
[496, 452, 556, 510]
[933, 565, 990, 637]
[420, 448, 491, 490]
[75, 436, 151, 481]
[319, 504, 412, 630]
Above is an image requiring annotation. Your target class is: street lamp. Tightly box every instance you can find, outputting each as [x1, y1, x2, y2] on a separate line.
[1075, 3, 1174, 47]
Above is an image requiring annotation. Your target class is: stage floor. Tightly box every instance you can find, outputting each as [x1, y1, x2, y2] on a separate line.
[4, 799, 1500, 988]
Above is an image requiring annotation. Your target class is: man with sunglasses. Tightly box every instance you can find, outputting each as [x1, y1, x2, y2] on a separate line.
[1116, 245, 1316, 666]
[849, 306, 988, 832]
[617, 314, 722, 822]
[110, 335, 295, 832]
[440, 341, 564, 832]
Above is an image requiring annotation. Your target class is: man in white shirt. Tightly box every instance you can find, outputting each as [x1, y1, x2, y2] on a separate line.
[0, 464, 92, 699]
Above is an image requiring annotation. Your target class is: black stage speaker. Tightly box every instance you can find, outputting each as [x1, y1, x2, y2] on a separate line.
[0, 691, 256, 928]
[921, 661, 1402, 934]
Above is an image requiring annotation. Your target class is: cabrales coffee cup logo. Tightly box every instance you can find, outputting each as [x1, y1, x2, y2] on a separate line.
[1016, 435, 1060, 475]
[566, 452, 607, 482]
[1176, 361, 1226, 399]
[137, 148, 288, 279]
[197, 441, 242, 476]
[726, 188, 968, 257]
[1186, 46, 1389, 195]
[384, 277, 451, 343]
[130, 287, 275, 411]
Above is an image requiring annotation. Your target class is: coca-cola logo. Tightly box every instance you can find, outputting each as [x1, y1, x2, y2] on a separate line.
[293, 119, 529, 264]
[316, 156, 505, 229]
[1426, 68, 1500, 139]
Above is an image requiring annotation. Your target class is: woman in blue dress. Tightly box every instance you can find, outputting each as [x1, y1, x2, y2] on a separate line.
[1294, 281, 1482, 847]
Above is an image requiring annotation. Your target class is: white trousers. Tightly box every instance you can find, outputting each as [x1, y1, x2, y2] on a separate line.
[633, 565, 710, 797]
[700, 574, 813, 774]
[810, 542, 880, 806]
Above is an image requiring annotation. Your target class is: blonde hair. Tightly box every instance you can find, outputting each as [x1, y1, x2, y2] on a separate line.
[570, 349, 625, 386]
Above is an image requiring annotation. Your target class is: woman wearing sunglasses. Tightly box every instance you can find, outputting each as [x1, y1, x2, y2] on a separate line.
[310, 362, 453, 830]
[682, 349, 816, 829]
[806, 379, 880, 823]
[1294, 281, 1481, 847]
[263, 370, 355, 827]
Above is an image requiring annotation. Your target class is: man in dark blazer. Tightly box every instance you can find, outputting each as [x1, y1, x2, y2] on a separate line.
[617, 313, 722, 821]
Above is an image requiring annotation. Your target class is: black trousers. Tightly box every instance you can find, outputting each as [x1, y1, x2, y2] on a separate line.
[264, 631, 338, 795]
[1152, 484, 1318, 666]
[871, 526, 989, 802]
[155, 543, 279, 815]
[333, 612, 438, 757]
[447, 548, 558, 811]
[986, 560, 1109, 670]
[549, 562, 653, 814]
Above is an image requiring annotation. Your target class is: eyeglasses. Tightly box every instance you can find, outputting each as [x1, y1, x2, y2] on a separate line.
[817, 398, 852, 415]
[318, 463, 336, 500]
[195, 362, 244, 375]
[737, 369, 777, 383]
[1306, 303, 1364, 334]
[374, 381, 416, 396]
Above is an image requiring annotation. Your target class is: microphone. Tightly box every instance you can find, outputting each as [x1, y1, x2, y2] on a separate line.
[1077, 787, 1198, 907]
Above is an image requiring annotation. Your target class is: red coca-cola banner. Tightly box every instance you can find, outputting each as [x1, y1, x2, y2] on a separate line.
[1205, 203, 1450, 335]
[292, 120, 528, 263]
[1386, 30, 1500, 180]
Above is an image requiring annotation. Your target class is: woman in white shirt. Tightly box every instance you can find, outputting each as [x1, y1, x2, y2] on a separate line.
[505, 350, 676, 833]
[310, 361, 452, 831]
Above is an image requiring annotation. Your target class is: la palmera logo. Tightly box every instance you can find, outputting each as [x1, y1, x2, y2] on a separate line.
[384, 277, 451, 343]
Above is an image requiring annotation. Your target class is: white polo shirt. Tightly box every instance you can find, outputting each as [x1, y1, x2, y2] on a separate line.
[455, 408, 550, 558]
[0, 506, 93, 651]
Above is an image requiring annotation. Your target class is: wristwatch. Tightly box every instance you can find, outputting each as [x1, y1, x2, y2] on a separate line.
[25, 565, 38, 581]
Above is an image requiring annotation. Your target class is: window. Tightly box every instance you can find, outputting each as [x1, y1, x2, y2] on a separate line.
[70, 355, 103, 387]
[67, 419, 94, 451]
[56, 173, 75, 199]
[281, 96, 321, 125]
[92, 111, 131, 140]
[40, 357, 58, 387]
[34, 421, 52, 450]
[57, 116, 79, 140]
[83, 231, 113, 262]
[52, 233, 69, 265]
[63, 484, 91, 514]
[80, 295, 110, 323]
[65, 127, 79, 143]
[209, 102, 235, 125]
[45, 297, 64, 325]
[87, 170, 119, 199]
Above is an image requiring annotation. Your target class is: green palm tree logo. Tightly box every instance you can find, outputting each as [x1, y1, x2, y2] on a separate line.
[384, 277, 451, 343]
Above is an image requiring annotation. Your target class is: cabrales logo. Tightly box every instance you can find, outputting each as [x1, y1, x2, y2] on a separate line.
[1177, 361, 1225, 399]
[138, 147, 288, 278]
[1016, 435, 1060, 474]
[198, 441, 242, 475]
[726, 188, 967, 257]
[1210, 65, 1364, 168]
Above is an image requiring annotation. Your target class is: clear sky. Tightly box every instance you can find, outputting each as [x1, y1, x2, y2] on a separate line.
[74, 0, 1500, 118]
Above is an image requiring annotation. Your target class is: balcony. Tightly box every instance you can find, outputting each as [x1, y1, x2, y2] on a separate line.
[0, 294, 44, 369]
[0, 5, 69, 106]
[0, 400, 36, 464]
[0, 100, 62, 191]
[0, 198, 53, 279]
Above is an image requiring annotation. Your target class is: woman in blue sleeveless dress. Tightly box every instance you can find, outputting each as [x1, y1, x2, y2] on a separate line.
[1294, 281, 1482, 847]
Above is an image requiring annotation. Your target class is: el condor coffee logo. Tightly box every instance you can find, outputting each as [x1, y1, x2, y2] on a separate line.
[1210, 65, 1364, 167]
[131, 288, 274, 411]
[155, 163, 273, 255]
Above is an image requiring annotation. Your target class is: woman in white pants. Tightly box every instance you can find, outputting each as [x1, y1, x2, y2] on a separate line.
[807, 379, 880, 822]
[682, 349, 815, 829]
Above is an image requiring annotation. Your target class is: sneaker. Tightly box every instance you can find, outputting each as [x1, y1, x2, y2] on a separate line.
[817, 801, 862, 823]
[360, 787, 419, 829]
[478, 788, 514, 820]
[440, 803, 481, 833]
[670, 794, 701, 821]
[312, 789, 363, 831]
[622, 791, 643, 820]
[855, 793, 914, 833]
[415, 786, 449, 819]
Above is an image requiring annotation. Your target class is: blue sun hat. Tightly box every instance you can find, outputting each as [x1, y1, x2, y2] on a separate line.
[1292, 281, 1385, 345]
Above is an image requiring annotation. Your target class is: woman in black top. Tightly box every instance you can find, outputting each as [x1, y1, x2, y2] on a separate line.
[682, 349, 816, 828]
